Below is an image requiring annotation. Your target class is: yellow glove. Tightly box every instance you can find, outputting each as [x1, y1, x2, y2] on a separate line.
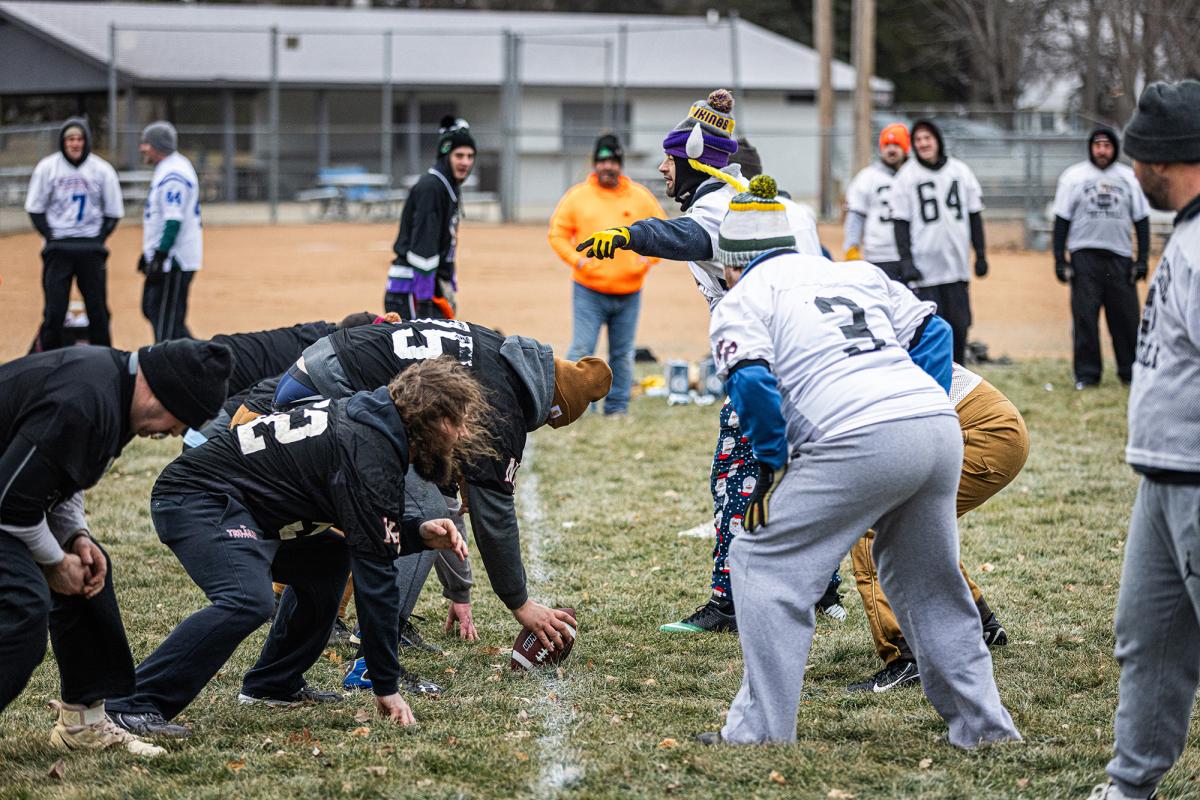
[844, 246, 863, 262]
[576, 227, 631, 260]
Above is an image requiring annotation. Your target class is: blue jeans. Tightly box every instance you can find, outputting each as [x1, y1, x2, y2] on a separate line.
[566, 283, 640, 415]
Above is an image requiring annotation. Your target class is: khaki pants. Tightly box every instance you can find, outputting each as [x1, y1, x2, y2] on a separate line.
[231, 404, 357, 620]
[850, 379, 1029, 665]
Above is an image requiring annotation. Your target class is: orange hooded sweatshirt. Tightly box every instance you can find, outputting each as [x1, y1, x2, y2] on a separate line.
[548, 173, 667, 296]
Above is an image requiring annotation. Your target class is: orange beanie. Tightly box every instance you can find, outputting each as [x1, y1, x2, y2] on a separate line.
[879, 123, 910, 153]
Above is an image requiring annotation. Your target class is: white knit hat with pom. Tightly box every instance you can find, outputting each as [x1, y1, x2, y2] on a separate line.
[717, 174, 796, 267]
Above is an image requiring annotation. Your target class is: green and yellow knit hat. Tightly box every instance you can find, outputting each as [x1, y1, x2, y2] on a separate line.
[717, 175, 795, 268]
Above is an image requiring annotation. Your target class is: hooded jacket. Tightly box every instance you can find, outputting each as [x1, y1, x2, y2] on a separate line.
[388, 160, 461, 301]
[59, 117, 92, 166]
[1089, 126, 1120, 166]
[25, 117, 123, 242]
[911, 119, 948, 170]
[548, 173, 666, 295]
[295, 319, 557, 609]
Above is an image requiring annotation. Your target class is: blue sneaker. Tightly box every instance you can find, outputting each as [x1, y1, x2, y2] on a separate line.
[343, 657, 372, 691]
[342, 657, 444, 697]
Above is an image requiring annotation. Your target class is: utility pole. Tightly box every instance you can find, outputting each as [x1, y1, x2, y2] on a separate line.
[852, 0, 876, 174]
[815, 0, 834, 219]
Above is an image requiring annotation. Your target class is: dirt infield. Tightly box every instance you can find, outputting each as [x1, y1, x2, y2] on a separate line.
[0, 220, 1137, 364]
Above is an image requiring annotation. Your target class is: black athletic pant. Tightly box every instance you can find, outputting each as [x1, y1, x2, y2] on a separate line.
[0, 533, 135, 714]
[40, 241, 111, 349]
[383, 292, 446, 321]
[142, 267, 194, 342]
[106, 493, 350, 720]
[1070, 248, 1140, 385]
[916, 281, 972, 364]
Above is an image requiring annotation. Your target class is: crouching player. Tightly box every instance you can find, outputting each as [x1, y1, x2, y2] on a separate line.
[702, 176, 1019, 747]
[106, 359, 486, 738]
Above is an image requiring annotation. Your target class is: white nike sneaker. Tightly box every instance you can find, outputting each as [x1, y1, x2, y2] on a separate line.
[1086, 782, 1155, 800]
[49, 700, 165, 758]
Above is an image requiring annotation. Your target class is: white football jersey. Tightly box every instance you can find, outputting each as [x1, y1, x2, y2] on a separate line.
[949, 363, 984, 407]
[844, 161, 901, 263]
[710, 252, 951, 449]
[890, 157, 983, 287]
[143, 152, 203, 270]
[686, 174, 823, 309]
[1052, 161, 1149, 258]
[24, 152, 124, 239]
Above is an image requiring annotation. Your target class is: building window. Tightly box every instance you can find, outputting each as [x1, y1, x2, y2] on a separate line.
[561, 101, 630, 151]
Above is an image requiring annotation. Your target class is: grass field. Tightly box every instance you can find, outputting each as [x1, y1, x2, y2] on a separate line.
[2, 359, 1198, 799]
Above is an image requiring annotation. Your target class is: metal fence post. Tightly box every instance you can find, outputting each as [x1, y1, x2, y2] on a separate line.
[500, 30, 521, 223]
[268, 25, 280, 224]
[108, 24, 118, 159]
[616, 23, 628, 144]
[729, 10, 743, 134]
[1023, 139, 1034, 250]
[222, 88, 236, 202]
[381, 30, 393, 181]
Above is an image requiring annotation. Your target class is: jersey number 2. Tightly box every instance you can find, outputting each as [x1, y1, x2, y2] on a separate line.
[815, 296, 885, 356]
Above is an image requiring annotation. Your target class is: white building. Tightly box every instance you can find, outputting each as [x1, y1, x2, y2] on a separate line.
[0, 2, 891, 219]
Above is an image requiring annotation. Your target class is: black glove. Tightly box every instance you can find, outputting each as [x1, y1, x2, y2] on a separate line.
[745, 462, 788, 532]
[1132, 260, 1148, 284]
[138, 251, 168, 276]
[1055, 260, 1073, 284]
[899, 259, 923, 285]
[974, 257, 989, 278]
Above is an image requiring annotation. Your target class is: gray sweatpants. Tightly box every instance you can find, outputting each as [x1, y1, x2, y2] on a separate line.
[394, 470, 473, 620]
[1108, 479, 1200, 799]
[721, 413, 1020, 748]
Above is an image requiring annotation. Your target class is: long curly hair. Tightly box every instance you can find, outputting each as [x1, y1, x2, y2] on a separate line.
[387, 357, 496, 485]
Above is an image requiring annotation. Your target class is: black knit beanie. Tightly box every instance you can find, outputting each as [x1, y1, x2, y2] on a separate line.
[593, 134, 623, 165]
[438, 116, 476, 157]
[730, 136, 763, 178]
[1124, 80, 1200, 164]
[138, 340, 233, 429]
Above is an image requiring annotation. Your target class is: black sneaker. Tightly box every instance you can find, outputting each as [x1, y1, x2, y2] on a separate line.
[328, 618, 354, 647]
[659, 598, 737, 633]
[237, 686, 344, 707]
[399, 666, 443, 697]
[399, 615, 444, 655]
[981, 613, 1008, 647]
[108, 710, 192, 739]
[846, 660, 920, 693]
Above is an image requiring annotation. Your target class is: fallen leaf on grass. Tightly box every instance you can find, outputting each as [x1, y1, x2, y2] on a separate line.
[657, 738, 678, 749]
[311, 746, 323, 758]
[366, 766, 388, 777]
[480, 646, 502, 656]
[287, 728, 314, 745]
[665, 783, 682, 793]
[47, 759, 66, 780]
[486, 673, 501, 682]
[226, 759, 246, 773]
[1017, 778, 1030, 790]
[447, 736, 459, 746]
[827, 790, 856, 800]
[324, 649, 343, 665]
[351, 726, 371, 738]
[979, 563, 995, 573]
[643, 678, 657, 686]
[515, 751, 529, 762]
[354, 709, 372, 724]
[517, 710, 529, 722]
[259, 736, 274, 749]
[769, 770, 786, 785]
[919, 757, 933, 769]
[611, 715, 622, 726]
[130, 765, 148, 776]
[505, 730, 531, 740]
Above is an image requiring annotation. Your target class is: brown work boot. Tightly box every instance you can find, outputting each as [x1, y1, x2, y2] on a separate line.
[49, 700, 165, 757]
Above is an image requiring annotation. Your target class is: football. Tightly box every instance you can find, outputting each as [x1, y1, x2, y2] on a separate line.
[510, 607, 577, 671]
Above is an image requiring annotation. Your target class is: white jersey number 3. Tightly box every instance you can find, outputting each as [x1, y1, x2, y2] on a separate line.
[237, 401, 330, 455]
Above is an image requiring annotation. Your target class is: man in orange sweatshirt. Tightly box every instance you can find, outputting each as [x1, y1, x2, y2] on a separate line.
[548, 134, 667, 416]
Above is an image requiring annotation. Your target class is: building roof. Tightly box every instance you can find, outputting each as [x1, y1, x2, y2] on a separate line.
[0, 1, 892, 94]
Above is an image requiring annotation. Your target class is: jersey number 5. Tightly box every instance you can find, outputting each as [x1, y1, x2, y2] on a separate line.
[237, 401, 330, 455]
[815, 296, 885, 356]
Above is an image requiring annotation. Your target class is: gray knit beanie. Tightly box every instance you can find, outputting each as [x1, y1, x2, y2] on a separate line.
[1123, 80, 1200, 164]
[141, 121, 178, 155]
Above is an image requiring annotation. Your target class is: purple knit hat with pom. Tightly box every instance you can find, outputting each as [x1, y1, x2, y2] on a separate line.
[663, 89, 739, 168]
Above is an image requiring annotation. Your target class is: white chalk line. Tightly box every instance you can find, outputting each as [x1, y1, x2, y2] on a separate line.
[516, 436, 584, 797]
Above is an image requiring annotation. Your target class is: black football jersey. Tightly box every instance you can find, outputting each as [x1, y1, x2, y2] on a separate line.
[326, 319, 528, 493]
[155, 390, 420, 561]
[212, 321, 338, 396]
